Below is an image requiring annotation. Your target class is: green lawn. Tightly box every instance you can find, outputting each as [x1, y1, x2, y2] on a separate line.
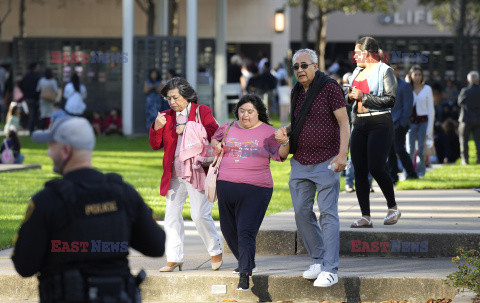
[0, 134, 304, 250]
[1, 131, 477, 250]
[396, 140, 480, 190]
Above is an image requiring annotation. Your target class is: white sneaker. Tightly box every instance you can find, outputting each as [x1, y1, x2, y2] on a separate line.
[313, 271, 338, 287]
[302, 264, 322, 279]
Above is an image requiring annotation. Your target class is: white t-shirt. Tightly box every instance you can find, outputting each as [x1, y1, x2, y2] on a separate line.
[63, 82, 87, 115]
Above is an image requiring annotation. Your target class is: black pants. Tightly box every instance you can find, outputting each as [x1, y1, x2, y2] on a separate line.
[26, 98, 39, 134]
[459, 121, 480, 164]
[387, 124, 418, 182]
[217, 180, 272, 275]
[351, 114, 396, 217]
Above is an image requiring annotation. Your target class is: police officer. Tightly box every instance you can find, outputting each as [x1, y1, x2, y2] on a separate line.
[11, 116, 166, 302]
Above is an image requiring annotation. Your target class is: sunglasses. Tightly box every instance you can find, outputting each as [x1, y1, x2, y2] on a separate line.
[293, 63, 315, 71]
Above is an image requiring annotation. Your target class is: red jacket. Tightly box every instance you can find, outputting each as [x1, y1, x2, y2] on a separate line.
[149, 103, 218, 196]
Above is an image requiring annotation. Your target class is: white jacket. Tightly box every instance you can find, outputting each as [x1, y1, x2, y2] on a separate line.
[413, 84, 435, 138]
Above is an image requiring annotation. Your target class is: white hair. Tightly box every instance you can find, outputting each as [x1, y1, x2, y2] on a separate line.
[292, 49, 318, 64]
[467, 71, 479, 84]
[230, 55, 242, 66]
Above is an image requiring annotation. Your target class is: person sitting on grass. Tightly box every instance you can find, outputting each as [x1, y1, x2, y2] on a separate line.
[105, 108, 123, 135]
[1, 127, 24, 164]
[4, 103, 23, 134]
[91, 111, 105, 136]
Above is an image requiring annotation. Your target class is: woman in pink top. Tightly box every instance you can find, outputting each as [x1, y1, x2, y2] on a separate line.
[211, 94, 289, 291]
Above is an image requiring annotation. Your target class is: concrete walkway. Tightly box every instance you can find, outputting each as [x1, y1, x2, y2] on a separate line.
[0, 188, 478, 302]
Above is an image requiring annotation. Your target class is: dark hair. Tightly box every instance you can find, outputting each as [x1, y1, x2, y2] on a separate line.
[148, 68, 161, 82]
[45, 68, 53, 79]
[356, 36, 380, 54]
[409, 65, 425, 85]
[8, 129, 21, 151]
[71, 73, 81, 93]
[28, 62, 38, 72]
[53, 101, 62, 108]
[233, 94, 270, 125]
[160, 77, 198, 103]
[442, 118, 457, 134]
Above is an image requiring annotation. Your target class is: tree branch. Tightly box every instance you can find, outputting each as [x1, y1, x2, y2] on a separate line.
[135, 0, 147, 14]
[0, 0, 12, 24]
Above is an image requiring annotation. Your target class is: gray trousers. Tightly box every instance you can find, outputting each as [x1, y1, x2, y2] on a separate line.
[289, 157, 340, 274]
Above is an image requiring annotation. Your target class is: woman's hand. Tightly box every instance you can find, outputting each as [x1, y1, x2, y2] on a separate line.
[212, 140, 224, 156]
[176, 125, 185, 135]
[154, 112, 167, 130]
[348, 87, 364, 101]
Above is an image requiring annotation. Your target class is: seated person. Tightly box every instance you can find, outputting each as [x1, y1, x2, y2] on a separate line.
[4, 103, 22, 133]
[1, 127, 24, 164]
[105, 108, 123, 135]
[91, 111, 105, 136]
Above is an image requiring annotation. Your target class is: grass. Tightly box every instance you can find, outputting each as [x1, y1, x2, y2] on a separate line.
[396, 140, 480, 190]
[1, 128, 477, 250]
[0, 133, 309, 250]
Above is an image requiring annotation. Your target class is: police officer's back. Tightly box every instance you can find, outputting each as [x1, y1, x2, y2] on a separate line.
[11, 117, 166, 302]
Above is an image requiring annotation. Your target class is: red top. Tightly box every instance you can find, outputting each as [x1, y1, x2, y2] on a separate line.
[106, 116, 122, 129]
[352, 79, 370, 95]
[292, 82, 346, 165]
[149, 103, 218, 196]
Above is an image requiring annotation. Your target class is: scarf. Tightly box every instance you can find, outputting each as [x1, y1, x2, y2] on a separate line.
[289, 71, 342, 154]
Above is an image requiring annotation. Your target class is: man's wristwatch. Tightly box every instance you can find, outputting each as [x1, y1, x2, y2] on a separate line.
[281, 139, 289, 146]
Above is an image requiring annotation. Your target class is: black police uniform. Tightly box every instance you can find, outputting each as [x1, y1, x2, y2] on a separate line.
[12, 168, 166, 302]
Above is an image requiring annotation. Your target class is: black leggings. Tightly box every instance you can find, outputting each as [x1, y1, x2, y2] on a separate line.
[350, 114, 396, 217]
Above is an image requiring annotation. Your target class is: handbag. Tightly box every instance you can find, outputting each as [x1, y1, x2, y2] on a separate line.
[196, 105, 216, 167]
[1, 139, 15, 164]
[205, 122, 234, 203]
[423, 141, 436, 157]
[40, 87, 57, 102]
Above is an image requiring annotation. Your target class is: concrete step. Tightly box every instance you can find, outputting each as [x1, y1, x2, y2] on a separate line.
[254, 189, 480, 257]
[0, 253, 458, 302]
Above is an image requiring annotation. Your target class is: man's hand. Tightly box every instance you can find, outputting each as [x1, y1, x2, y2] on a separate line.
[154, 112, 167, 130]
[275, 127, 289, 144]
[329, 153, 348, 172]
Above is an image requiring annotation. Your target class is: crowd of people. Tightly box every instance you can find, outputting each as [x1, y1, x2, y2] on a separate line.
[4, 35, 480, 301]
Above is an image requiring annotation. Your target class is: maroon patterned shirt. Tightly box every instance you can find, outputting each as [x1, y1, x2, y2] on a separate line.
[292, 82, 346, 165]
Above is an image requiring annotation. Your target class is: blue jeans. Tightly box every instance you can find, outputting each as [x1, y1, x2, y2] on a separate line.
[289, 157, 340, 274]
[408, 122, 428, 177]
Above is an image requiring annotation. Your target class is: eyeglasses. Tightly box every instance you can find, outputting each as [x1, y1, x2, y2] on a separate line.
[292, 63, 315, 71]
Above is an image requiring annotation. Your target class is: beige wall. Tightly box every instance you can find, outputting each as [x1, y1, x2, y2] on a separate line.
[0, 0, 149, 40]
[289, 0, 453, 43]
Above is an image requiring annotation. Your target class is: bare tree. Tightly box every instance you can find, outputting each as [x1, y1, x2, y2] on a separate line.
[135, 0, 156, 36]
[0, 0, 12, 39]
[289, 0, 403, 71]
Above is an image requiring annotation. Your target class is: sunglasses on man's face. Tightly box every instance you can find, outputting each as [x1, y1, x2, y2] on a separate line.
[293, 63, 315, 71]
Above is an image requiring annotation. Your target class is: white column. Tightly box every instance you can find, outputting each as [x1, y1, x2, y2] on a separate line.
[214, 0, 227, 123]
[186, 0, 198, 88]
[271, 7, 291, 69]
[122, 0, 134, 135]
[156, 0, 168, 36]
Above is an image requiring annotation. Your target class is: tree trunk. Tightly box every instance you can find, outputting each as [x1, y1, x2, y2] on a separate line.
[301, 0, 309, 48]
[168, 0, 179, 36]
[456, 0, 466, 83]
[315, 12, 327, 72]
[19, 0, 25, 38]
[147, 0, 155, 36]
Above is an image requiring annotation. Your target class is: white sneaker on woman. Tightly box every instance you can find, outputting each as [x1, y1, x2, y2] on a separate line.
[302, 264, 322, 279]
[313, 271, 338, 287]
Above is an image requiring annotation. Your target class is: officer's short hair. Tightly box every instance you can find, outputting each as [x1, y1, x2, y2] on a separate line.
[467, 71, 479, 84]
[32, 117, 96, 150]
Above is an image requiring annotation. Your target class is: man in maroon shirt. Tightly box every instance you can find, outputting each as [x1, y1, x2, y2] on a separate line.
[275, 49, 350, 287]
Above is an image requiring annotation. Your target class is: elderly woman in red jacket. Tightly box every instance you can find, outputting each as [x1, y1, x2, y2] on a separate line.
[149, 77, 223, 272]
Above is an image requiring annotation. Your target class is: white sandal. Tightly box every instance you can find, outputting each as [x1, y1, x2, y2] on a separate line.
[350, 217, 373, 228]
[384, 209, 401, 225]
